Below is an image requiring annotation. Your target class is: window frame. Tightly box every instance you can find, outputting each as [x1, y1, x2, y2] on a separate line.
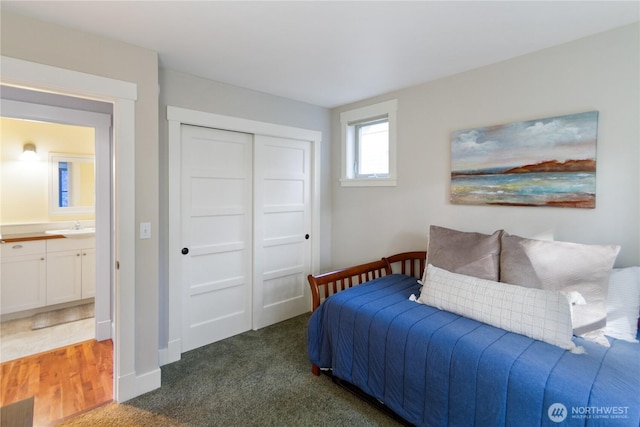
[340, 99, 397, 187]
[49, 152, 95, 216]
[354, 117, 389, 179]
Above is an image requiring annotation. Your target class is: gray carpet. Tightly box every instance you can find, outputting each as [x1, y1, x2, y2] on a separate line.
[60, 313, 402, 426]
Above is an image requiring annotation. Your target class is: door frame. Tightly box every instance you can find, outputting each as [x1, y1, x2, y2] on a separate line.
[0, 56, 146, 402]
[164, 106, 321, 365]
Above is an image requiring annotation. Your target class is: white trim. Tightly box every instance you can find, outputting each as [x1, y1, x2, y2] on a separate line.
[158, 338, 182, 366]
[96, 317, 112, 340]
[1, 56, 137, 101]
[167, 106, 321, 141]
[339, 177, 397, 187]
[165, 118, 183, 365]
[0, 99, 112, 127]
[93, 120, 112, 344]
[113, 98, 139, 402]
[340, 99, 398, 187]
[165, 106, 321, 365]
[0, 55, 157, 402]
[116, 368, 161, 402]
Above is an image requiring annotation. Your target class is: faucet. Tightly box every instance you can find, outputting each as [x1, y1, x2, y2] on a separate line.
[73, 220, 82, 230]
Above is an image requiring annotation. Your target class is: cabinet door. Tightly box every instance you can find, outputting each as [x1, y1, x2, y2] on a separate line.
[81, 247, 96, 298]
[47, 250, 82, 305]
[0, 253, 47, 314]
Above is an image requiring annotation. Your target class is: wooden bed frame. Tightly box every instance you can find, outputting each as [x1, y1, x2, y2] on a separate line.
[307, 251, 426, 376]
[308, 251, 426, 313]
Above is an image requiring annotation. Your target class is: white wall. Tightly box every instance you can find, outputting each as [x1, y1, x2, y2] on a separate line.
[1, 10, 160, 386]
[157, 69, 332, 350]
[330, 23, 639, 269]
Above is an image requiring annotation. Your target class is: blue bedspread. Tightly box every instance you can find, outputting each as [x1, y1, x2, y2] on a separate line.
[307, 274, 640, 426]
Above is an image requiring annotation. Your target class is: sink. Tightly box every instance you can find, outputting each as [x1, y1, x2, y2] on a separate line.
[45, 228, 96, 238]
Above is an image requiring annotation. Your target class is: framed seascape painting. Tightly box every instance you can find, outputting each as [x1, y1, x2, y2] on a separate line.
[450, 111, 598, 208]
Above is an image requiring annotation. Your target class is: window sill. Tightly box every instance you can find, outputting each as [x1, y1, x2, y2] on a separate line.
[340, 178, 397, 187]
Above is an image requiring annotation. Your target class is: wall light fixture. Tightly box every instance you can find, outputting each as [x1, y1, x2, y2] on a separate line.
[20, 142, 38, 161]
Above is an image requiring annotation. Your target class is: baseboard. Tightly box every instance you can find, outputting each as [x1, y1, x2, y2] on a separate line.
[96, 319, 112, 341]
[158, 339, 181, 366]
[115, 368, 161, 402]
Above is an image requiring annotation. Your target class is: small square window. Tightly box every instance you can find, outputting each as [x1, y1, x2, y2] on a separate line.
[340, 99, 397, 187]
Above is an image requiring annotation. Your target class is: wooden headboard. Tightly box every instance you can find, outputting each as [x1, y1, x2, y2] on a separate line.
[307, 251, 426, 312]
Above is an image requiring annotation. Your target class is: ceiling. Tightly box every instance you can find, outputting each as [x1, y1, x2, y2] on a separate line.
[2, 1, 638, 108]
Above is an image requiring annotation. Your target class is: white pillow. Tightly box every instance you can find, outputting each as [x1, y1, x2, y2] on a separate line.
[419, 264, 579, 352]
[500, 233, 620, 346]
[605, 267, 640, 342]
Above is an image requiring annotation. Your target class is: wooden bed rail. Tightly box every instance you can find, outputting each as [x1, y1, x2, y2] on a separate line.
[384, 251, 426, 278]
[308, 251, 426, 313]
[307, 251, 426, 376]
[308, 259, 390, 314]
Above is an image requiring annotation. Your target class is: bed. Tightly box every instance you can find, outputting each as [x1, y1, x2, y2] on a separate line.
[306, 228, 640, 427]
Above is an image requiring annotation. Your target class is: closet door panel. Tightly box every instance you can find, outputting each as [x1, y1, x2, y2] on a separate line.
[253, 135, 312, 329]
[180, 125, 252, 352]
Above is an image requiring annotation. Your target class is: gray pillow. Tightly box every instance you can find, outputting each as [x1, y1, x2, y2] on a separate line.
[425, 225, 503, 282]
[500, 232, 620, 339]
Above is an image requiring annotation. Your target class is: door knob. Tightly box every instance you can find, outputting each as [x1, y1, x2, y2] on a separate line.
[305, 234, 310, 240]
[181, 248, 189, 255]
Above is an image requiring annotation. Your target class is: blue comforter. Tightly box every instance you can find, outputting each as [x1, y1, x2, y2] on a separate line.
[307, 274, 640, 426]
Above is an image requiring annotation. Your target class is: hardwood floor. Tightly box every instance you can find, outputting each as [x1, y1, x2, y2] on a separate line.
[0, 339, 113, 427]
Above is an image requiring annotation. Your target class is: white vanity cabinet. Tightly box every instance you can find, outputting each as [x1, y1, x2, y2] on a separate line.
[0, 240, 47, 314]
[46, 237, 96, 305]
[80, 247, 96, 298]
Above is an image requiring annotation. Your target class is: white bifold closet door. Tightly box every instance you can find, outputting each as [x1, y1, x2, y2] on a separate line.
[180, 125, 311, 353]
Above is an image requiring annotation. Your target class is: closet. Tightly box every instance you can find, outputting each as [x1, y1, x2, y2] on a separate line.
[178, 124, 313, 352]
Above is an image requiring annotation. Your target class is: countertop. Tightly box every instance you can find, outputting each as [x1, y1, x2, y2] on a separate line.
[1, 232, 66, 243]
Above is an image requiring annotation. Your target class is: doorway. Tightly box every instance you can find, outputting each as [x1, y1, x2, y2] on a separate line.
[0, 118, 97, 362]
[0, 90, 112, 347]
[1, 55, 143, 402]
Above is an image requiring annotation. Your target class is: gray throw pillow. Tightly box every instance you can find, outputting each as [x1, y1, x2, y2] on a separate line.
[500, 232, 620, 340]
[425, 225, 503, 282]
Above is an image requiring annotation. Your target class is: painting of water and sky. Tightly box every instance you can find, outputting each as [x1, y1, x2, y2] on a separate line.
[450, 111, 598, 208]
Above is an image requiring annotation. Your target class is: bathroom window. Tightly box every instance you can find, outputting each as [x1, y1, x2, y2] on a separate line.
[49, 153, 95, 215]
[58, 161, 70, 207]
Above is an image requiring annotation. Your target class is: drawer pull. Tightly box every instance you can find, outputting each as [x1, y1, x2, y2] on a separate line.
[12, 244, 24, 249]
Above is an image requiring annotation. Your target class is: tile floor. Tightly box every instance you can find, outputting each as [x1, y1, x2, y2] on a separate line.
[0, 312, 94, 363]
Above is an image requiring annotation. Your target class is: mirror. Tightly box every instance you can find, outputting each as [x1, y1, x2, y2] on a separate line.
[49, 153, 95, 215]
